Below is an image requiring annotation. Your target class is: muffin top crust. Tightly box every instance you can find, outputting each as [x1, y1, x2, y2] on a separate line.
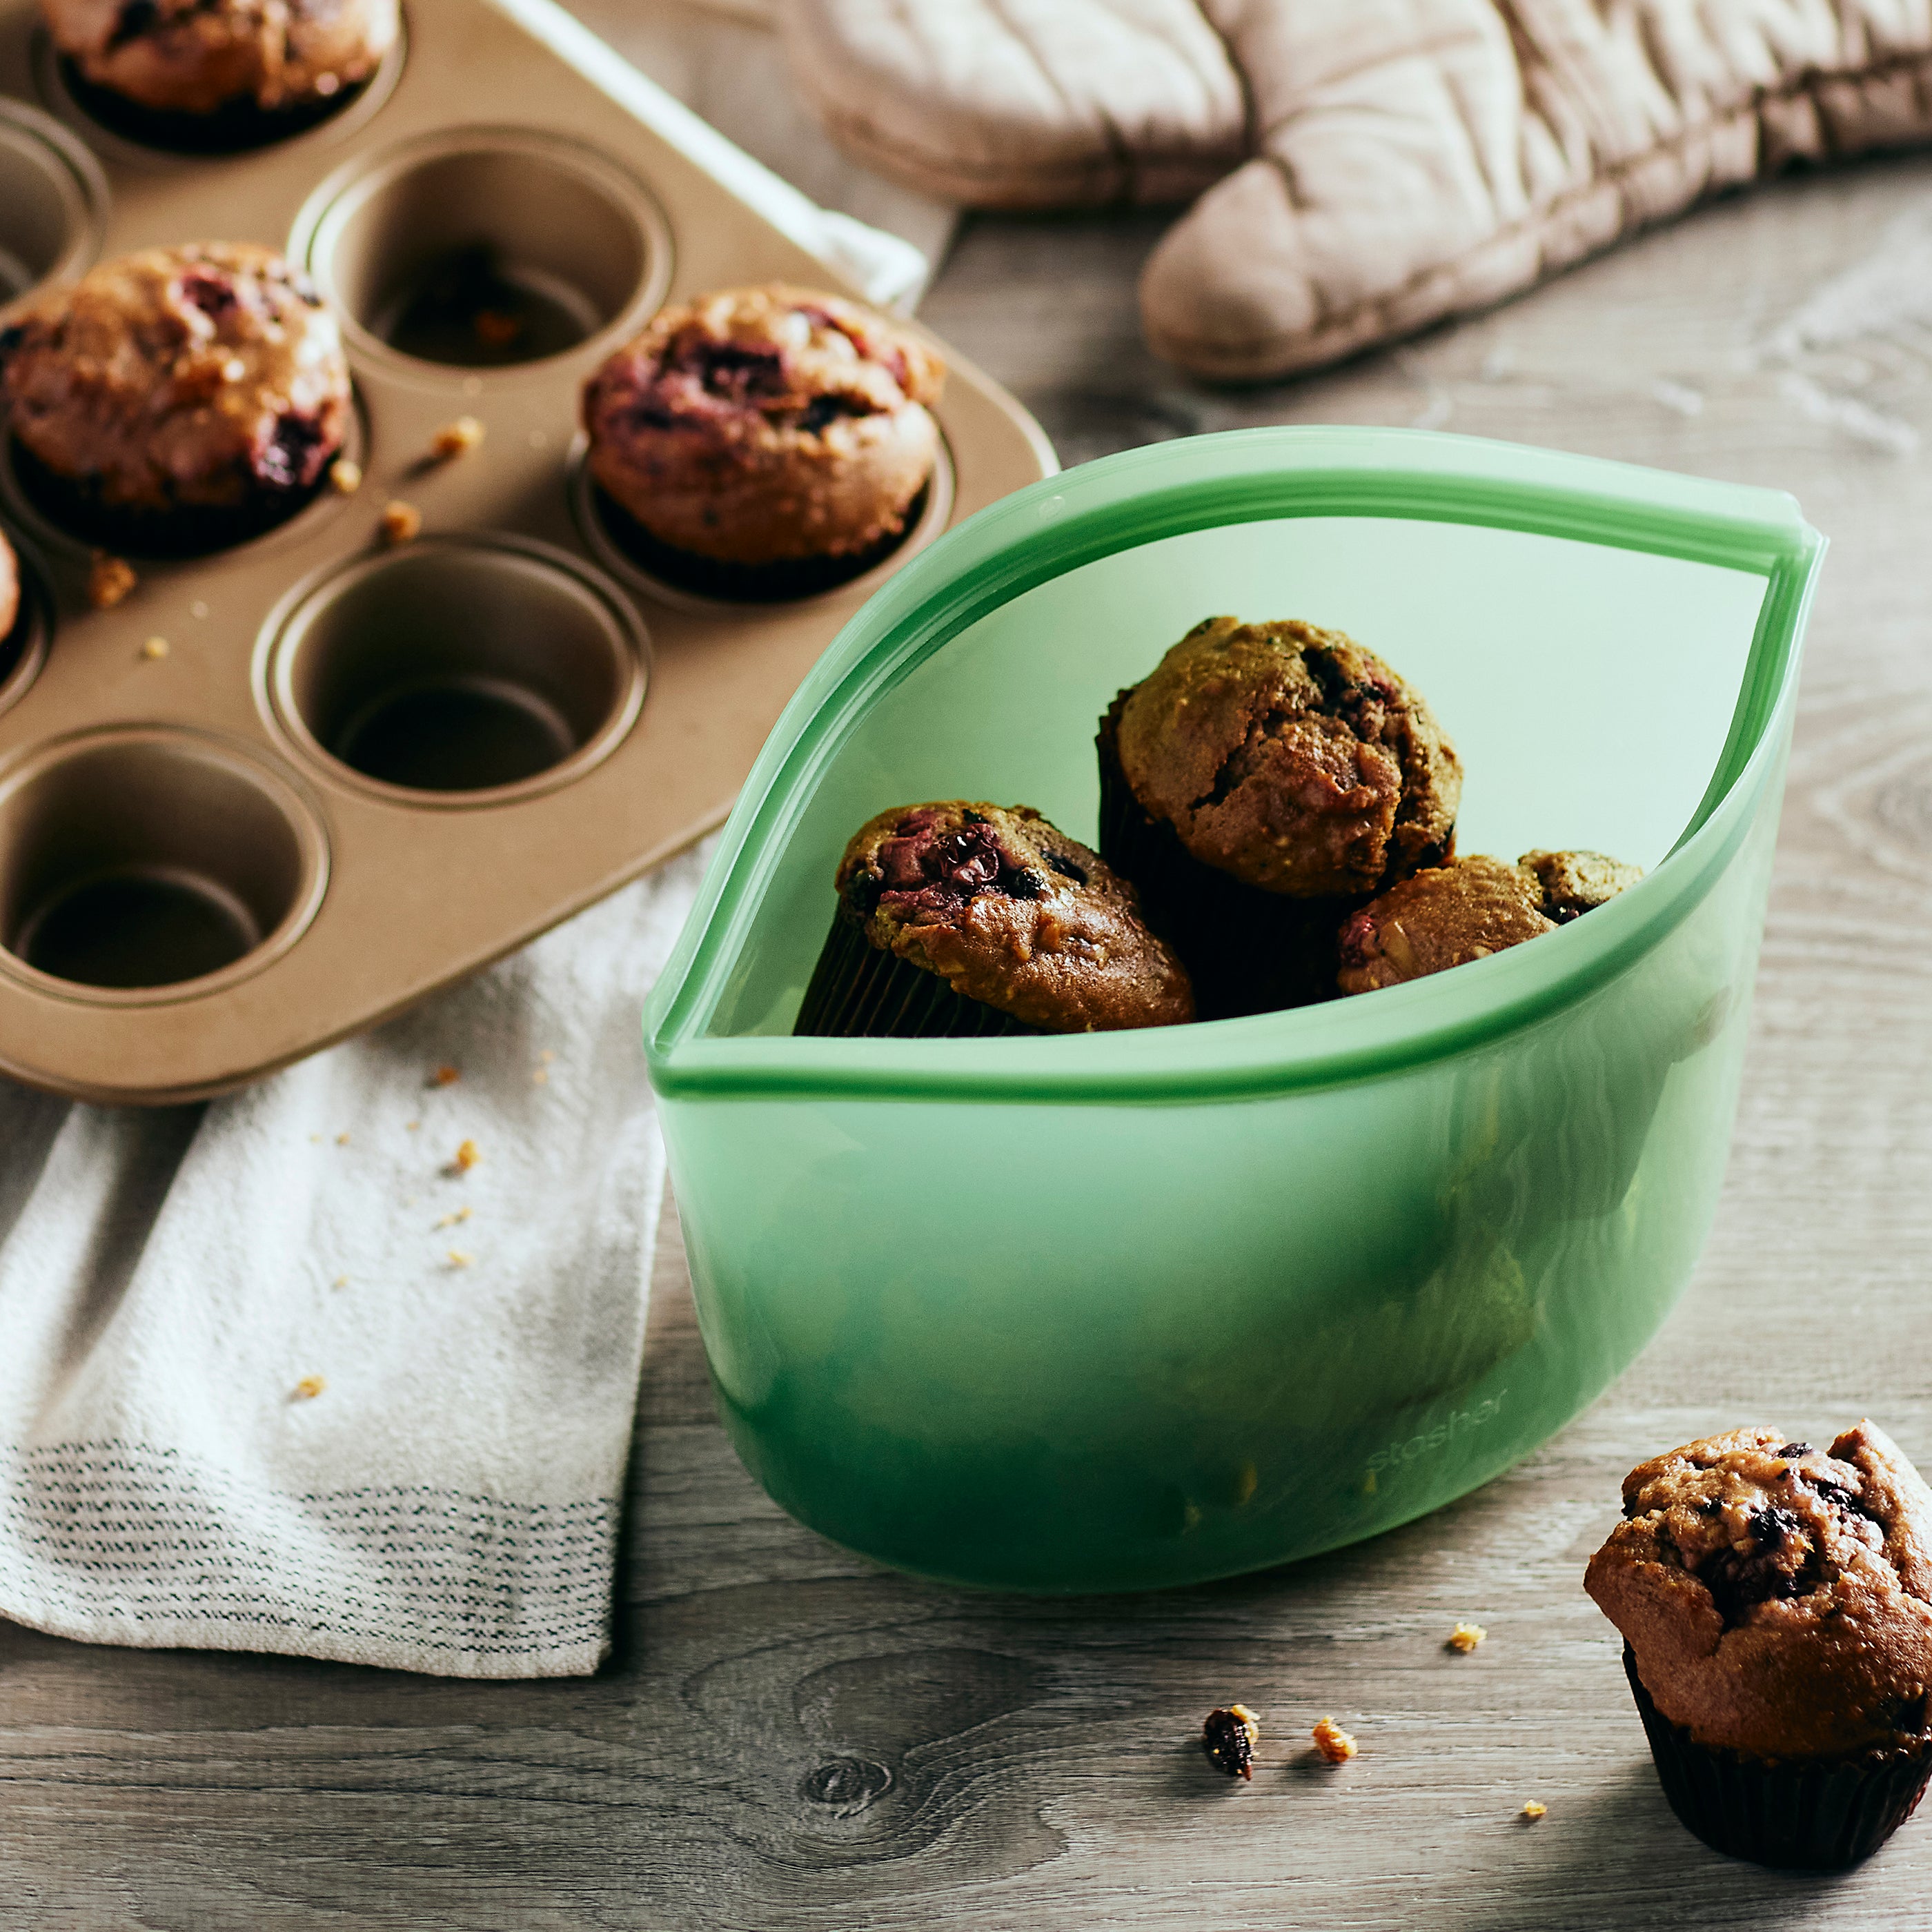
[1115, 617, 1461, 898]
[0, 530, 17, 641]
[1586, 1423, 1932, 1759]
[1522, 847, 1645, 924]
[836, 801, 1194, 1032]
[1337, 849, 1640, 995]
[0, 241, 351, 513]
[42, 0, 399, 115]
[583, 284, 945, 565]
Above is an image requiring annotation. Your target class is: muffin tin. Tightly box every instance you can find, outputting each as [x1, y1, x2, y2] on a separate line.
[0, 0, 1053, 1103]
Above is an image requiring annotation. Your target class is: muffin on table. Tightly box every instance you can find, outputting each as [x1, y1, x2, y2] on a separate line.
[0, 242, 351, 552]
[42, 0, 397, 124]
[582, 284, 945, 598]
[795, 801, 1194, 1038]
[1336, 849, 1641, 996]
[1099, 615, 1462, 1018]
[1586, 1422, 1932, 1869]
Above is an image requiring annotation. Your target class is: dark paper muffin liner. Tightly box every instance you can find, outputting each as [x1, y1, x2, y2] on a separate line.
[9, 440, 329, 559]
[1624, 1648, 1932, 1870]
[793, 907, 1037, 1039]
[1096, 693, 1351, 1021]
[592, 479, 927, 605]
[58, 57, 375, 155]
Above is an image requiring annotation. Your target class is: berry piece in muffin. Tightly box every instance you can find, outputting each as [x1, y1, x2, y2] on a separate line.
[0, 243, 351, 553]
[0, 529, 17, 642]
[794, 802, 1194, 1038]
[42, 0, 396, 124]
[1337, 849, 1639, 996]
[583, 285, 945, 592]
[1586, 1422, 1932, 1868]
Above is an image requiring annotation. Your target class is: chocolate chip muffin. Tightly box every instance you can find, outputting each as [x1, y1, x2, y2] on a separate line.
[0, 242, 351, 552]
[1586, 1423, 1932, 1868]
[1337, 850, 1640, 996]
[795, 802, 1194, 1037]
[1098, 618, 1461, 1019]
[43, 0, 397, 134]
[582, 284, 945, 598]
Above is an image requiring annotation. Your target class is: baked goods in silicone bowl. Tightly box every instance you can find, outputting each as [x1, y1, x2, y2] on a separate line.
[642, 426, 1822, 1592]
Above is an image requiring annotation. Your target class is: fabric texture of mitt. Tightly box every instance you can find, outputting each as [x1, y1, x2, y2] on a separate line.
[782, 0, 1932, 380]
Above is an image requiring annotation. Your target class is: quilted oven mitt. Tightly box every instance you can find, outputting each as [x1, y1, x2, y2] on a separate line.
[784, 1, 1932, 381]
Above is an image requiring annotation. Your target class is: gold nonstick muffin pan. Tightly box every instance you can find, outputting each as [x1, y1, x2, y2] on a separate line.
[0, 0, 1054, 1103]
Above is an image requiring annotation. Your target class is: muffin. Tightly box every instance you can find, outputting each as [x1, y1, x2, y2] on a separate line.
[794, 801, 1194, 1038]
[43, 0, 397, 140]
[1337, 849, 1640, 996]
[1099, 617, 1461, 1018]
[0, 242, 351, 553]
[0, 528, 17, 644]
[1586, 1423, 1932, 1869]
[582, 284, 945, 598]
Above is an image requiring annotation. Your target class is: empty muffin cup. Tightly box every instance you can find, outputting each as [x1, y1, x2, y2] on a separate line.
[0, 101, 106, 311]
[296, 129, 669, 369]
[0, 727, 327, 998]
[264, 533, 647, 802]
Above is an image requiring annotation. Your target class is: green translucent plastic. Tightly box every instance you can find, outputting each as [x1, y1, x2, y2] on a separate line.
[643, 427, 1824, 1593]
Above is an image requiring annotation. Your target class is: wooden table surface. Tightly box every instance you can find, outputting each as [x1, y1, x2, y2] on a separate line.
[11, 110, 1932, 1932]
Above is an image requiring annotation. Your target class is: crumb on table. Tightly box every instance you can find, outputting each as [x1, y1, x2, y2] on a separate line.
[380, 500, 422, 545]
[1521, 1800, 1547, 1822]
[431, 1065, 461, 1087]
[1312, 1717, 1357, 1764]
[1448, 1621, 1486, 1653]
[435, 1206, 472, 1229]
[451, 1138, 480, 1174]
[291, 1376, 326, 1401]
[88, 551, 136, 609]
[329, 457, 363, 495]
[1202, 1704, 1259, 1781]
[447, 1250, 473, 1269]
[431, 416, 486, 460]
[139, 635, 168, 660]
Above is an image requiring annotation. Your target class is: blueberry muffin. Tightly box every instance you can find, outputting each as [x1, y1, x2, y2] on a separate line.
[1098, 618, 1461, 1019]
[0, 242, 351, 551]
[43, 0, 397, 127]
[795, 802, 1194, 1037]
[1586, 1423, 1932, 1868]
[582, 284, 945, 596]
[1337, 849, 1639, 996]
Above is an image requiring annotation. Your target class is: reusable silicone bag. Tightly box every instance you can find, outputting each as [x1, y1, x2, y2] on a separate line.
[644, 427, 1823, 1593]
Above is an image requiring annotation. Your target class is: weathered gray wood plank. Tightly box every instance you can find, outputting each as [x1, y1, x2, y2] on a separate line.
[10, 129, 1932, 1932]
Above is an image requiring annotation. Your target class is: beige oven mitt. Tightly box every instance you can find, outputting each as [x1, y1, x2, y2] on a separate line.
[784, 0, 1932, 381]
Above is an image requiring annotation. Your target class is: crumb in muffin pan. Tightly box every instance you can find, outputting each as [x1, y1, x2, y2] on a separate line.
[1202, 1704, 1259, 1780]
[88, 552, 137, 609]
[379, 500, 423, 545]
[429, 416, 486, 461]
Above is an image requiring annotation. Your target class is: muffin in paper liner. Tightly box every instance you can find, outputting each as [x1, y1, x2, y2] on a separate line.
[794, 800, 1192, 1040]
[1625, 1648, 1932, 1870]
[1588, 1423, 1932, 1871]
[1096, 691, 1352, 1019]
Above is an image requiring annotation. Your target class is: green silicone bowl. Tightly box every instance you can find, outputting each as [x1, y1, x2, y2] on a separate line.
[642, 426, 1823, 1593]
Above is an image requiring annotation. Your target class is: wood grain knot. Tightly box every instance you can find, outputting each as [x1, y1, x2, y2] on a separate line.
[800, 1755, 893, 1814]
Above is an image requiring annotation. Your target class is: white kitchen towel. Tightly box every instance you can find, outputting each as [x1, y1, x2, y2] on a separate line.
[0, 844, 711, 1677]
